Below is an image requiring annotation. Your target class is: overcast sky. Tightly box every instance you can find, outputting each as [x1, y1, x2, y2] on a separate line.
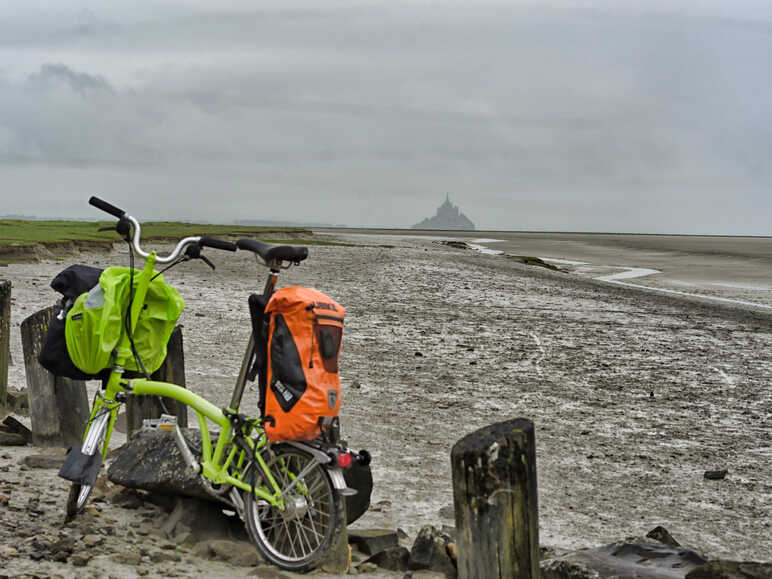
[1, 0, 771, 234]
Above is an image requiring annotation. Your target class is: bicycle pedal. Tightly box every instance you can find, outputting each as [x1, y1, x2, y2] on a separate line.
[142, 413, 178, 431]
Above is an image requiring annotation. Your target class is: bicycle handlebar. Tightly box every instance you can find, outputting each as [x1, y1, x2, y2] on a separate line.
[89, 197, 236, 264]
[200, 237, 238, 252]
[89, 196, 125, 218]
[126, 216, 200, 264]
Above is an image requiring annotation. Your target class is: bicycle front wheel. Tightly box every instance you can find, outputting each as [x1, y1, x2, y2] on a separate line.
[65, 410, 110, 519]
[244, 446, 344, 572]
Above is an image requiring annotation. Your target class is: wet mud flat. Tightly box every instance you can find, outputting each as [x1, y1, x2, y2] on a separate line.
[332, 229, 772, 309]
[3, 234, 771, 564]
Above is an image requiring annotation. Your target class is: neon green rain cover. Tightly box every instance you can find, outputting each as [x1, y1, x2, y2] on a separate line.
[65, 266, 185, 375]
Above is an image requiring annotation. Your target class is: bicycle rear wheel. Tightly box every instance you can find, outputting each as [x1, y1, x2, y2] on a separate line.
[244, 446, 344, 572]
[65, 410, 110, 518]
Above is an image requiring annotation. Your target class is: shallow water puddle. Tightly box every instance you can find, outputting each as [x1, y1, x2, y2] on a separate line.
[595, 267, 661, 282]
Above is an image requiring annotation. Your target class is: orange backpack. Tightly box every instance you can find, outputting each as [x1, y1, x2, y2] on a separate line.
[263, 286, 345, 441]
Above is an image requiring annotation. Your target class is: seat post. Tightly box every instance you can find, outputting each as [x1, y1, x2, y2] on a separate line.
[229, 334, 255, 412]
[263, 268, 279, 296]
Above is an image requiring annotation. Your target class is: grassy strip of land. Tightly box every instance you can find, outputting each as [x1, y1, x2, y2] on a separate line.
[0, 220, 358, 265]
[0, 219, 313, 246]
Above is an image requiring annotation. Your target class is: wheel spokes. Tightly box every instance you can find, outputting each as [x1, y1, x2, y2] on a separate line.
[251, 449, 335, 562]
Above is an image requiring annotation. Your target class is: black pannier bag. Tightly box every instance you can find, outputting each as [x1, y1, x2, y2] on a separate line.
[38, 264, 104, 380]
[247, 293, 270, 415]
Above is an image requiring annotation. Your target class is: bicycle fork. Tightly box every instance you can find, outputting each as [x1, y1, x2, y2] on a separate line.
[59, 397, 118, 487]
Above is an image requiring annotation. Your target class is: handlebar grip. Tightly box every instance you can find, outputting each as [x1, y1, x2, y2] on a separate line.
[89, 196, 125, 218]
[200, 237, 238, 252]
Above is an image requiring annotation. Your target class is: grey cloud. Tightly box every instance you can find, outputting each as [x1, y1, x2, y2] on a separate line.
[0, 1, 771, 233]
[28, 63, 114, 96]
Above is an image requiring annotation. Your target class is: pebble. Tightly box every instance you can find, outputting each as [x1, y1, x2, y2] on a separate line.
[71, 553, 90, 567]
[21, 454, 65, 469]
[150, 550, 181, 563]
[82, 534, 104, 547]
[112, 551, 142, 565]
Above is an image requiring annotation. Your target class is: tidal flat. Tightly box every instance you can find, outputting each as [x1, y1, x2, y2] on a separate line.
[1, 230, 770, 576]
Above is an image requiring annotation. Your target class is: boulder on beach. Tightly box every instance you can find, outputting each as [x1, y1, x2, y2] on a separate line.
[541, 535, 708, 579]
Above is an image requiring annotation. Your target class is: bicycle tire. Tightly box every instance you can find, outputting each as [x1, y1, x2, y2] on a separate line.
[244, 446, 345, 572]
[65, 411, 110, 519]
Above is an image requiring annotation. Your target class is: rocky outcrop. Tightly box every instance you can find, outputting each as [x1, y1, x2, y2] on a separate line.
[348, 529, 399, 555]
[687, 561, 772, 579]
[413, 196, 475, 230]
[541, 535, 708, 579]
[107, 428, 211, 500]
[408, 525, 457, 577]
[0, 416, 31, 446]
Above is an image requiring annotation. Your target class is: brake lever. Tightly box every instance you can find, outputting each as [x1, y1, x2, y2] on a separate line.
[200, 255, 216, 270]
[116, 217, 131, 238]
[97, 216, 131, 241]
[185, 244, 201, 259]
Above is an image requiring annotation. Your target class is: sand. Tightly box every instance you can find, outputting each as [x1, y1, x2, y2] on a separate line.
[1, 231, 770, 577]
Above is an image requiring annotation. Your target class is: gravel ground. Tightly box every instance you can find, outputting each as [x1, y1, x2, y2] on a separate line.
[1, 232, 770, 577]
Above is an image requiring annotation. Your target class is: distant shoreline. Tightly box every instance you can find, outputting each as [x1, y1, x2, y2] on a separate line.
[330, 229, 772, 321]
[318, 226, 772, 240]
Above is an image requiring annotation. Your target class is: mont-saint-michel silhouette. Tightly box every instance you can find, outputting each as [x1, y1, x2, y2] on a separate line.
[412, 195, 475, 230]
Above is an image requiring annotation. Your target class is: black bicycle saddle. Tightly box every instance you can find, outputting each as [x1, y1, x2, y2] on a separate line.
[236, 238, 309, 264]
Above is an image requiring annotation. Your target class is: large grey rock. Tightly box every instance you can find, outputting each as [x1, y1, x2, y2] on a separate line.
[107, 428, 211, 500]
[687, 561, 772, 579]
[542, 559, 601, 579]
[161, 496, 248, 543]
[22, 452, 66, 469]
[541, 537, 708, 579]
[0, 431, 26, 446]
[193, 539, 262, 567]
[646, 525, 681, 547]
[2, 416, 32, 443]
[408, 525, 456, 578]
[364, 546, 410, 572]
[348, 529, 399, 556]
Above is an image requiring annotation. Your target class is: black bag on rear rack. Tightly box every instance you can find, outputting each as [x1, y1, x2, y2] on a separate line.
[38, 264, 104, 380]
[247, 293, 270, 415]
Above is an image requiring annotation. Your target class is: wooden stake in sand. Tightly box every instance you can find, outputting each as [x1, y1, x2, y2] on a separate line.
[451, 418, 539, 579]
[0, 280, 10, 411]
[20, 306, 89, 446]
[126, 324, 188, 437]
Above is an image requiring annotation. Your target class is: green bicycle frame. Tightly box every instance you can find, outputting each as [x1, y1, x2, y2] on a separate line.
[82, 250, 285, 507]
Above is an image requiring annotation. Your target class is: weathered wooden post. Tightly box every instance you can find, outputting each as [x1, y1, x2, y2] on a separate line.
[0, 280, 10, 412]
[451, 418, 539, 579]
[321, 515, 349, 574]
[126, 325, 188, 437]
[20, 306, 90, 446]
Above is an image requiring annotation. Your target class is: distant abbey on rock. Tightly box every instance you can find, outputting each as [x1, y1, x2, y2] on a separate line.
[412, 195, 475, 230]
